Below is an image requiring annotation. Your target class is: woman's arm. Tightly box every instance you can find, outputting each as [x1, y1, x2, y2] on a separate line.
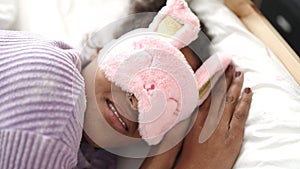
[140, 142, 182, 169]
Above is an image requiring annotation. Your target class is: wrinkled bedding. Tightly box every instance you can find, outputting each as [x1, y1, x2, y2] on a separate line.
[191, 0, 300, 168]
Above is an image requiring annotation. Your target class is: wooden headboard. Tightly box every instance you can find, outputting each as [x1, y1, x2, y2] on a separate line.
[225, 0, 300, 85]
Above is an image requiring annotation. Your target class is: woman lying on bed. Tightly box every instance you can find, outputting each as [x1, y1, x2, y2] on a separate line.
[80, 1, 250, 168]
[0, 0, 252, 169]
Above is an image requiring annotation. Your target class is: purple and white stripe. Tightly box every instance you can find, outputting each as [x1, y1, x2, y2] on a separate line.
[0, 30, 86, 169]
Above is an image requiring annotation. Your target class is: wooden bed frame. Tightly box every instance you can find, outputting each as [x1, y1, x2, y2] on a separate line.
[225, 0, 300, 85]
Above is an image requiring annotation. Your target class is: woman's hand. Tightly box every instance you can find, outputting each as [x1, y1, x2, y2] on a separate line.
[175, 64, 253, 169]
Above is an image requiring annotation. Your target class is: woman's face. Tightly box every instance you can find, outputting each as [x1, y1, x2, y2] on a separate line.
[83, 46, 201, 148]
[94, 69, 140, 138]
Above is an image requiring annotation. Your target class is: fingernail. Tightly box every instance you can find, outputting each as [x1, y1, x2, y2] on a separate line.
[244, 87, 252, 94]
[226, 64, 233, 71]
[235, 71, 241, 77]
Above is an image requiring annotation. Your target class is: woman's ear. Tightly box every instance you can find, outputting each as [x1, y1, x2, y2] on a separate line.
[90, 48, 101, 61]
[180, 47, 202, 72]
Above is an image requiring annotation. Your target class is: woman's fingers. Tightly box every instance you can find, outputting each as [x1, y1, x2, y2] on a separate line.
[225, 63, 235, 90]
[197, 95, 212, 124]
[229, 88, 252, 136]
[188, 95, 212, 137]
[175, 65, 253, 169]
[220, 71, 244, 128]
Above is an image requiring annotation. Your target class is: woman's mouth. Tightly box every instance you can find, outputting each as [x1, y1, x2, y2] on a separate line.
[106, 99, 129, 132]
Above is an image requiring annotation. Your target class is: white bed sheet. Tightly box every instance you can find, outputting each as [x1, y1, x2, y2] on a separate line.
[9, 0, 300, 168]
[191, 0, 300, 168]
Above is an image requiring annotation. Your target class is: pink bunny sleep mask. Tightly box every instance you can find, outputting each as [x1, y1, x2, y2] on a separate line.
[98, 0, 231, 145]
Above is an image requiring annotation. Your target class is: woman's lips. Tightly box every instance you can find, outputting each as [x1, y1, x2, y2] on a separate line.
[105, 99, 129, 134]
[107, 100, 128, 131]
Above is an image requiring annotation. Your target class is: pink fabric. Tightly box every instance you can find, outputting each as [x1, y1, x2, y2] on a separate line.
[149, 0, 200, 49]
[98, 0, 231, 145]
[195, 52, 232, 105]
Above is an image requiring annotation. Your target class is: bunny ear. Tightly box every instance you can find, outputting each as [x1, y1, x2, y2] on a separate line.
[195, 53, 232, 105]
[149, 0, 200, 49]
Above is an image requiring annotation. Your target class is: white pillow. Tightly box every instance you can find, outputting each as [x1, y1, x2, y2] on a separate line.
[0, 0, 17, 29]
[13, 0, 129, 48]
[190, 0, 300, 168]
